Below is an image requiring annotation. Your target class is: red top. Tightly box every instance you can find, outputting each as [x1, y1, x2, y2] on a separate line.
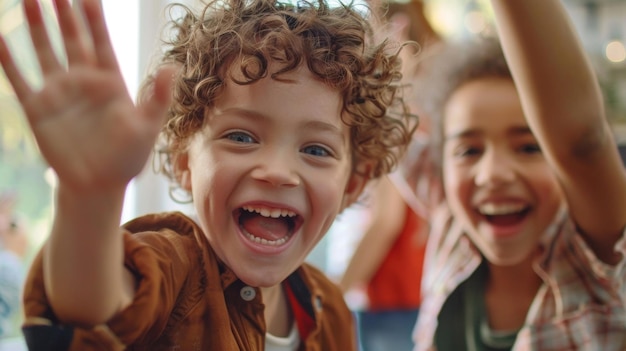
[366, 204, 426, 310]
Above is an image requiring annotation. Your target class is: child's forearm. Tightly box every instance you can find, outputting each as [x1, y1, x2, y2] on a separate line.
[490, 0, 604, 152]
[491, 0, 626, 263]
[339, 177, 406, 292]
[44, 183, 134, 326]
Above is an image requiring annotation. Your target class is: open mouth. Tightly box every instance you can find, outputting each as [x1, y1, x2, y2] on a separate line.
[236, 205, 302, 246]
[478, 203, 531, 226]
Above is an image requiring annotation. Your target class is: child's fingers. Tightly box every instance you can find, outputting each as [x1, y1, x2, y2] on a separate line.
[24, 0, 63, 75]
[80, 0, 120, 71]
[53, 0, 91, 65]
[139, 66, 176, 126]
[0, 36, 33, 103]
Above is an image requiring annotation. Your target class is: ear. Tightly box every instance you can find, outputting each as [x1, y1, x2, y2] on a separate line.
[174, 152, 192, 191]
[340, 163, 371, 211]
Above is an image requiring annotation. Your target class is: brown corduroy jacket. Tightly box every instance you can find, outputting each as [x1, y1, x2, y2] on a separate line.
[22, 212, 357, 351]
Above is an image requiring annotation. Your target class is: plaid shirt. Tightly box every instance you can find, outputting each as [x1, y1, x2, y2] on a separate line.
[413, 206, 626, 351]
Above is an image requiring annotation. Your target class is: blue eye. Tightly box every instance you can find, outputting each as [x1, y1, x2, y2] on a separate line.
[225, 131, 256, 144]
[302, 145, 331, 157]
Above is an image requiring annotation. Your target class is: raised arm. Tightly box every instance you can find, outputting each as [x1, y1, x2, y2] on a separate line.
[339, 176, 407, 293]
[490, 0, 626, 263]
[0, 0, 173, 325]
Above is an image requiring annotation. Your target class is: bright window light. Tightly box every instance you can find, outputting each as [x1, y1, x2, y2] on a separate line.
[102, 1, 139, 100]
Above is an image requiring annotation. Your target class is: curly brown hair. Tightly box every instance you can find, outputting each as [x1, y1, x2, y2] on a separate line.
[139, 0, 416, 190]
[411, 36, 511, 180]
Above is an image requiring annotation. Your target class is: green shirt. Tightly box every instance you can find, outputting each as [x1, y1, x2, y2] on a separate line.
[435, 261, 518, 351]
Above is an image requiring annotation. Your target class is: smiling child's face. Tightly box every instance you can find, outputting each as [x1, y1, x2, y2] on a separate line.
[441, 77, 564, 266]
[176, 65, 366, 287]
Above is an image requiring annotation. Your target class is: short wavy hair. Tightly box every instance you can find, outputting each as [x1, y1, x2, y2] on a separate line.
[140, 0, 416, 191]
[412, 36, 511, 179]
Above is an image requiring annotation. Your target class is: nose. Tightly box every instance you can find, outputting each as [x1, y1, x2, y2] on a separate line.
[474, 148, 516, 187]
[250, 153, 300, 188]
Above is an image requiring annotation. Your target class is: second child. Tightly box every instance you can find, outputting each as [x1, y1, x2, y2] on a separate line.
[411, 0, 626, 350]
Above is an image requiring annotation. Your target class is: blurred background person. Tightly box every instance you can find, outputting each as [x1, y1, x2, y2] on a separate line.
[0, 191, 28, 351]
[336, 1, 441, 350]
[339, 173, 429, 351]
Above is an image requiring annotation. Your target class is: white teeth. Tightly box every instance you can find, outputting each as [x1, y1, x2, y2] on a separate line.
[479, 203, 526, 215]
[242, 205, 296, 218]
[243, 230, 290, 246]
[239, 205, 296, 246]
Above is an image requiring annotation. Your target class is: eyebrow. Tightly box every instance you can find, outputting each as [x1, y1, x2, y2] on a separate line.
[445, 125, 533, 141]
[216, 107, 345, 139]
[302, 120, 345, 140]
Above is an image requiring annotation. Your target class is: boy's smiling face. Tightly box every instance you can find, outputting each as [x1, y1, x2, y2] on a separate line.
[176, 65, 366, 287]
[442, 77, 564, 266]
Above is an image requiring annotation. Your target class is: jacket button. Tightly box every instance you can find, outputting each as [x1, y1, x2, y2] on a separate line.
[240, 286, 256, 301]
[314, 296, 323, 311]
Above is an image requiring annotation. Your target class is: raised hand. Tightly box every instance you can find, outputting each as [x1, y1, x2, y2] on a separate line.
[0, 0, 176, 324]
[0, 0, 174, 194]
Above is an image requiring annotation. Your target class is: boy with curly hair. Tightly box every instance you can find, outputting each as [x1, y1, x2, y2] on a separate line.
[0, 0, 414, 349]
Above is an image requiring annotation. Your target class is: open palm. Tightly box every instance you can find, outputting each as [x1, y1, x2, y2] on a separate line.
[0, 0, 173, 193]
